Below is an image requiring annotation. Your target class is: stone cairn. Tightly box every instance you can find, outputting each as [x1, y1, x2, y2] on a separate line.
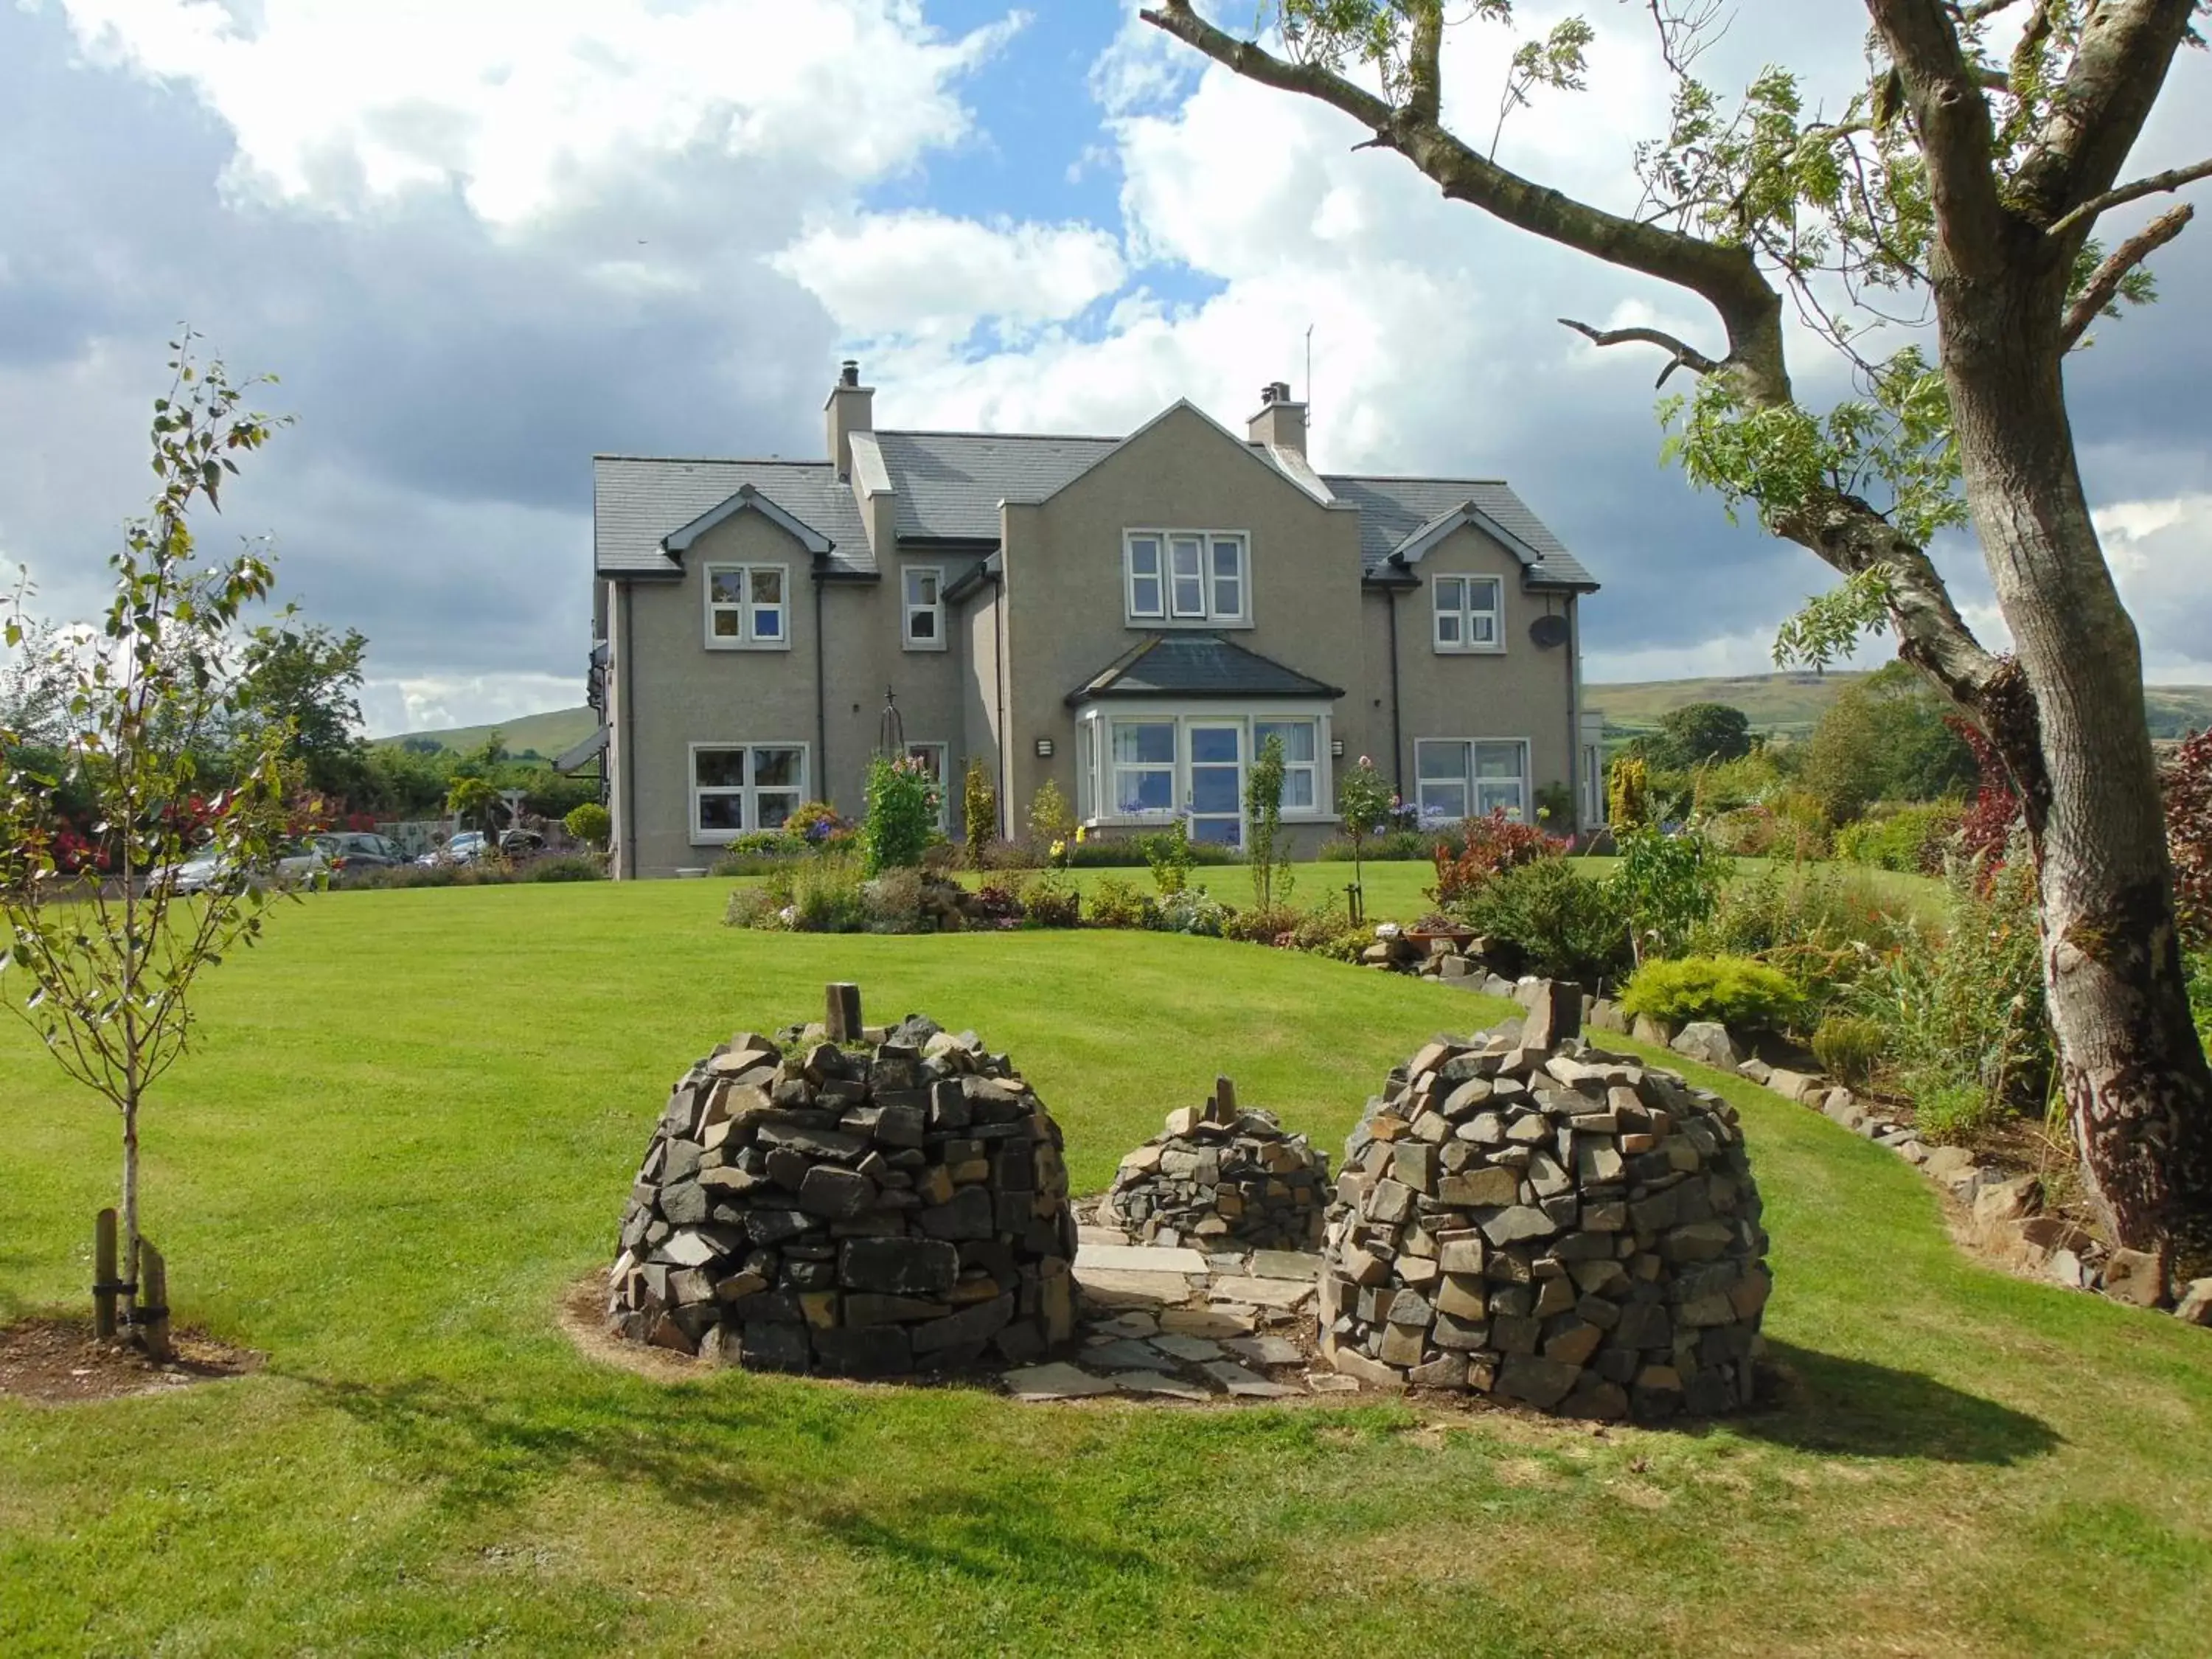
[1102, 1077, 1329, 1250]
[608, 983, 1077, 1377]
[1319, 982, 1771, 1421]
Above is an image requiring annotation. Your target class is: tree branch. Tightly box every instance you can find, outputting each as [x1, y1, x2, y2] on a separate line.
[1864, 0, 2015, 278]
[1406, 0, 1442, 125]
[1557, 317, 1721, 386]
[2013, 0, 2202, 231]
[2061, 202, 2194, 349]
[2050, 155, 2212, 237]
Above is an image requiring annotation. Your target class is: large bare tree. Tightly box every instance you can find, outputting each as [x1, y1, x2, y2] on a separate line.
[1143, 0, 2212, 1280]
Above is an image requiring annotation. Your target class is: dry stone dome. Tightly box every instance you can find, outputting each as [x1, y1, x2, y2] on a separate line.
[1319, 984, 1770, 1420]
[1103, 1079, 1330, 1250]
[608, 1009, 1077, 1377]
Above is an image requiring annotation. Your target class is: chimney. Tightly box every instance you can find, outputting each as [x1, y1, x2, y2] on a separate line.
[1247, 380, 1306, 455]
[825, 358, 874, 480]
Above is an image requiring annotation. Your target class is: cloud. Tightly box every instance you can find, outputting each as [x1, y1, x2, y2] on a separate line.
[52, 0, 1027, 229]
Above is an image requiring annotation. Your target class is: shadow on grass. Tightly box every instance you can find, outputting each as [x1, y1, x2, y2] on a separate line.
[296, 1367, 1231, 1612]
[1731, 1340, 2063, 1464]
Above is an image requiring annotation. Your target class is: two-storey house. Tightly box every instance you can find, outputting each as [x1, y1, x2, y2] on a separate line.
[580, 363, 1603, 878]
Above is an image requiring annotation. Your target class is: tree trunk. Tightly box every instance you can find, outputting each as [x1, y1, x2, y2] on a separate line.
[1939, 234, 2212, 1282]
[122, 1093, 141, 1321]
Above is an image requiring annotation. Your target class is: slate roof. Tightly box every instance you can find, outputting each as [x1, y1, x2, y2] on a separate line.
[1321, 476, 1595, 587]
[594, 428, 1595, 590]
[1066, 633, 1346, 706]
[593, 456, 872, 577]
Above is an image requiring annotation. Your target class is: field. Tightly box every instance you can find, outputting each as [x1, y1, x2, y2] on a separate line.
[2, 882, 2209, 1656]
[1590, 671, 2212, 742]
[378, 704, 601, 759]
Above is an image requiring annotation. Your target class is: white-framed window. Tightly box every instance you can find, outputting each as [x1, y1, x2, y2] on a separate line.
[1109, 719, 1178, 815]
[902, 567, 944, 650]
[904, 741, 949, 829]
[1253, 718, 1318, 812]
[690, 742, 807, 841]
[1124, 530, 1249, 625]
[1433, 574, 1503, 653]
[1415, 739, 1528, 825]
[1076, 706, 1335, 830]
[705, 563, 788, 650]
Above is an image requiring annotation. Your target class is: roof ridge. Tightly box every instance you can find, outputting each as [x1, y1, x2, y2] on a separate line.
[593, 453, 833, 467]
[1323, 471, 1512, 484]
[877, 427, 1124, 443]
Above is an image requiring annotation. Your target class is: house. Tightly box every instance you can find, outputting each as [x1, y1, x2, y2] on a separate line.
[583, 363, 1604, 878]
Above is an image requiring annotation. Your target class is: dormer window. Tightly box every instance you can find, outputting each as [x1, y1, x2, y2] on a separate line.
[1126, 530, 1249, 626]
[1433, 574, 1502, 653]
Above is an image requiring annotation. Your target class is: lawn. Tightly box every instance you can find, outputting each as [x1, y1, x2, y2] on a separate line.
[1, 880, 2207, 1657]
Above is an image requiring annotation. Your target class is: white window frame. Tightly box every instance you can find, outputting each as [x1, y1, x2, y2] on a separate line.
[689, 741, 809, 844]
[902, 566, 945, 651]
[903, 741, 949, 830]
[1432, 574, 1503, 654]
[1124, 530, 1250, 627]
[703, 563, 790, 651]
[1074, 703, 1335, 830]
[1414, 737, 1529, 827]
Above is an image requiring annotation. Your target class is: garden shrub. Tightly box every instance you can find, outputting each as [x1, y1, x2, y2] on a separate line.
[352, 861, 517, 890]
[2163, 728, 2212, 945]
[1428, 809, 1565, 905]
[961, 757, 996, 867]
[1705, 804, 1782, 857]
[1286, 895, 1368, 961]
[1613, 824, 1725, 962]
[562, 801, 611, 850]
[1453, 859, 1632, 985]
[1854, 853, 2048, 1135]
[1026, 779, 1077, 849]
[972, 880, 1026, 922]
[1692, 863, 1913, 1021]
[785, 799, 851, 847]
[1318, 827, 1436, 862]
[1836, 801, 1961, 874]
[520, 854, 605, 883]
[861, 867, 929, 933]
[862, 756, 937, 874]
[1153, 887, 1228, 936]
[1618, 955, 1804, 1032]
[1141, 820, 1195, 894]
[1086, 874, 1156, 930]
[790, 852, 867, 932]
[1607, 755, 1649, 829]
[1222, 902, 1302, 945]
[1022, 872, 1081, 928]
[1811, 1014, 1888, 1088]
[1911, 1079, 2003, 1144]
[2187, 947, 2212, 1052]
[723, 883, 788, 929]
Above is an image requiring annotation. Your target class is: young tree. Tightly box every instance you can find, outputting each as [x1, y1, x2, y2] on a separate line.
[0, 338, 293, 1343]
[1144, 0, 2212, 1276]
[1245, 731, 1295, 911]
[1338, 753, 1396, 908]
[445, 773, 504, 844]
[962, 755, 998, 866]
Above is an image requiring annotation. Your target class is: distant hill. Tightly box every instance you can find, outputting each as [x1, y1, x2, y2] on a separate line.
[1589, 672, 2212, 742]
[378, 706, 599, 761]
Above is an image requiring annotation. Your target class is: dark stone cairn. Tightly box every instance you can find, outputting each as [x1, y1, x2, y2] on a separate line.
[1103, 1076, 1330, 1250]
[608, 984, 1078, 1377]
[1319, 981, 1772, 1420]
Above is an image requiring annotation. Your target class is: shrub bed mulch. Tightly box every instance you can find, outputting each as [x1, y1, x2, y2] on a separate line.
[0, 1316, 262, 1405]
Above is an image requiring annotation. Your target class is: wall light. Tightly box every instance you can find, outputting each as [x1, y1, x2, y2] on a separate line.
[1035, 737, 1054, 757]
[1330, 737, 1346, 758]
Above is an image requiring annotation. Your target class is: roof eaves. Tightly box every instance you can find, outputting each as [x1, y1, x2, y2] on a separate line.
[942, 549, 1003, 603]
[661, 484, 833, 558]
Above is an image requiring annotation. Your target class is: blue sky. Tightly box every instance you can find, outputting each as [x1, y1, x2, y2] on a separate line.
[2, 0, 2209, 735]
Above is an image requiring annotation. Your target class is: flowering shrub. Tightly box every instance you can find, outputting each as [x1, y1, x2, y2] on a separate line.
[785, 799, 849, 846]
[1427, 809, 1566, 906]
[1153, 888, 1228, 936]
[1023, 872, 1081, 928]
[1950, 717, 2021, 879]
[862, 756, 938, 874]
[972, 883, 1026, 922]
[2162, 728, 2212, 945]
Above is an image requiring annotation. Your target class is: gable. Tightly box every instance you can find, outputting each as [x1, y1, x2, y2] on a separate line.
[661, 484, 832, 559]
[1032, 401, 1338, 522]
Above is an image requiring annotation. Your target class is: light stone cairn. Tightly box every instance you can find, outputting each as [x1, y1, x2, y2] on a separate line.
[608, 1010, 1077, 1377]
[1103, 1077, 1330, 1251]
[1318, 981, 1772, 1420]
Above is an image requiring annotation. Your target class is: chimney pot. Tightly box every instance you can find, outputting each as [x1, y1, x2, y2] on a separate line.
[1248, 379, 1307, 455]
[840, 359, 860, 388]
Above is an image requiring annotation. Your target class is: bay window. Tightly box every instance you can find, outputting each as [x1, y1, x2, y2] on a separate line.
[690, 742, 807, 841]
[1110, 720, 1177, 815]
[1075, 707, 1334, 831]
[1433, 574, 1502, 653]
[1124, 529, 1249, 625]
[705, 563, 787, 649]
[1415, 739, 1528, 825]
[1253, 718, 1318, 811]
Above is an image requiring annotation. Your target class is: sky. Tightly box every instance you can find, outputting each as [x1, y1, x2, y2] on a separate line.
[2, 0, 2209, 736]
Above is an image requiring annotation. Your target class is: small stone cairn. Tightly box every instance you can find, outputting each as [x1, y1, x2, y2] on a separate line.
[1102, 1077, 1329, 1250]
[607, 984, 1077, 1377]
[1319, 981, 1772, 1420]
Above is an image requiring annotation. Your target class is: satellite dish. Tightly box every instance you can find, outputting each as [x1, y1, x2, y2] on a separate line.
[1528, 613, 1571, 648]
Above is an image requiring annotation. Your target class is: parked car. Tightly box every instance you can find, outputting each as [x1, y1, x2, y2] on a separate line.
[153, 840, 330, 894]
[313, 831, 408, 874]
[417, 831, 490, 868]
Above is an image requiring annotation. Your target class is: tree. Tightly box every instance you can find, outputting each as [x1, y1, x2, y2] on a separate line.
[1860, 660, 1978, 801]
[1245, 731, 1294, 911]
[1802, 687, 1885, 826]
[563, 801, 612, 852]
[1337, 753, 1396, 911]
[445, 774, 503, 843]
[0, 338, 293, 1346]
[1027, 778, 1076, 852]
[234, 621, 369, 802]
[1144, 0, 2212, 1276]
[1654, 701, 1753, 769]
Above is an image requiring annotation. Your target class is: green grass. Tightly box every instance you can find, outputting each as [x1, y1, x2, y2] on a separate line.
[376, 704, 599, 759]
[4, 882, 2209, 1657]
